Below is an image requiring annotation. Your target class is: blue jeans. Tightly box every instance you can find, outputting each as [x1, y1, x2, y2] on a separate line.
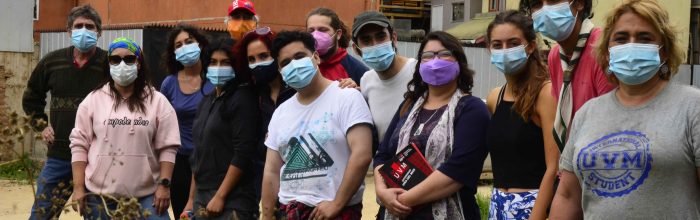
[29, 157, 73, 220]
[84, 193, 170, 220]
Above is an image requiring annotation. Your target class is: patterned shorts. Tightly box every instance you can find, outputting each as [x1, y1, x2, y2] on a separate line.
[488, 188, 539, 220]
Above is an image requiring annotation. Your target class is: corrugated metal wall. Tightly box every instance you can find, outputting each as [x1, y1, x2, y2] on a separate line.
[392, 41, 505, 99]
[40, 29, 144, 58]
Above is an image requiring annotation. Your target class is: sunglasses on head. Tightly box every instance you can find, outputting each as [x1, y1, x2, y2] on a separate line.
[245, 26, 272, 37]
[109, 55, 137, 65]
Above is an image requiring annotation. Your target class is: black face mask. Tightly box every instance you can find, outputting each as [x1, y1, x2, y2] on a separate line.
[252, 63, 279, 85]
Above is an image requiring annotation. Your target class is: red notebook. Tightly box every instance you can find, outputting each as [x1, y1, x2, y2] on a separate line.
[379, 142, 433, 190]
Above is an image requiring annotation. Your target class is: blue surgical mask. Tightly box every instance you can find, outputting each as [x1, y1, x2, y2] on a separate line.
[533, 1, 578, 41]
[608, 43, 662, 85]
[206, 66, 235, 87]
[361, 41, 396, 72]
[491, 44, 529, 75]
[175, 43, 201, 67]
[281, 57, 317, 89]
[71, 28, 98, 52]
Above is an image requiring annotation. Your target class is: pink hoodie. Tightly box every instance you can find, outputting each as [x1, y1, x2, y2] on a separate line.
[70, 84, 180, 198]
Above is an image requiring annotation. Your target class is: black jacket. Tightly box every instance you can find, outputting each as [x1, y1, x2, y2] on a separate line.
[190, 83, 260, 212]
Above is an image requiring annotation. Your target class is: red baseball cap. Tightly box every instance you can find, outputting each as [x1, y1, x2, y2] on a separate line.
[228, 0, 256, 16]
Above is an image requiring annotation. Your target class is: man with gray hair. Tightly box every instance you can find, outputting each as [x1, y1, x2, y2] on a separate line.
[22, 4, 107, 219]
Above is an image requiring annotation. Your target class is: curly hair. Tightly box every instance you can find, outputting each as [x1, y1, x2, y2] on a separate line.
[400, 31, 475, 116]
[162, 24, 210, 75]
[595, 0, 685, 83]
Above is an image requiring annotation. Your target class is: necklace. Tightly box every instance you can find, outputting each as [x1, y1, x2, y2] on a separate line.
[414, 108, 441, 136]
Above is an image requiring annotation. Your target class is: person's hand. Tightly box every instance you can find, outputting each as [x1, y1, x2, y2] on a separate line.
[338, 78, 358, 89]
[71, 187, 87, 216]
[42, 126, 54, 145]
[153, 185, 170, 215]
[377, 187, 412, 217]
[180, 197, 194, 218]
[206, 195, 225, 217]
[310, 200, 343, 220]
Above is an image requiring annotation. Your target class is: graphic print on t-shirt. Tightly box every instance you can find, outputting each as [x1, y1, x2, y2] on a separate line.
[576, 130, 652, 198]
[281, 133, 335, 181]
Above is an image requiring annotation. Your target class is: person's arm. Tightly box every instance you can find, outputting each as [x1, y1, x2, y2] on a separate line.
[69, 99, 93, 216]
[373, 102, 412, 217]
[71, 161, 88, 215]
[208, 91, 260, 216]
[154, 161, 174, 215]
[549, 170, 583, 219]
[398, 97, 489, 207]
[485, 87, 501, 115]
[152, 96, 180, 215]
[181, 175, 196, 217]
[206, 165, 243, 216]
[261, 149, 283, 220]
[311, 123, 373, 219]
[529, 83, 560, 220]
[397, 171, 463, 207]
[22, 56, 50, 129]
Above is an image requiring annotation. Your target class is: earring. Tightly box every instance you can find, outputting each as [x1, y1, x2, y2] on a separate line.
[660, 64, 669, 75]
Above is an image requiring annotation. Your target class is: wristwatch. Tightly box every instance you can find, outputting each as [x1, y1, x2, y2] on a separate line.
[158, 178, 171, 188]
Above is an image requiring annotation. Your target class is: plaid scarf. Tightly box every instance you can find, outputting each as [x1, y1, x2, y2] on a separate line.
[553, 19, 595, 152]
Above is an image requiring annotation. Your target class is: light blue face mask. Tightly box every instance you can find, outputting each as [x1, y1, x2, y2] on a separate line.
[71, 28, 98, 52]
[175, 43, 201, 67]
[206, 66, 235, 87]
[532, 0, 578, 41]
[361, 41, 396, 72]
[608, 43, 663, 85]
[491, 44, 529, 75]
[281, 57, 317, 89]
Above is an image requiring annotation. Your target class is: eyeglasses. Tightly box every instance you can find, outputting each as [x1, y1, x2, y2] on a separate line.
[109, 55, 137, 65]
[420, 50, 454, 62]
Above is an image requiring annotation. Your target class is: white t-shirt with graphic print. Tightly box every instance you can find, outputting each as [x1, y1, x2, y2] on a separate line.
[265, 81, 374, 207]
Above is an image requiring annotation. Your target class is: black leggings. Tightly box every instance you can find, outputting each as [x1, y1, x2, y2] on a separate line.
[171, 153, 193, 219]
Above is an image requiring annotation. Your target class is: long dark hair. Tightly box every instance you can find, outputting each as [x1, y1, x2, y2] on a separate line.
[162, 24, 210, 75]
[306, 7, 350, 49]
[103, 49, 153, 113]
[234, 29, 278, 85]
[206, 38, 253, 119]
[400, 31, 475, 116]
[486, 10, 549, 121]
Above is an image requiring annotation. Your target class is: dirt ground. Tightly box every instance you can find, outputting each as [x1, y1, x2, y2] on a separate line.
[1, 175, 491, 219]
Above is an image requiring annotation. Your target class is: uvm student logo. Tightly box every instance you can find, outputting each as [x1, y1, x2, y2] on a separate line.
[576, 131, 652, 198]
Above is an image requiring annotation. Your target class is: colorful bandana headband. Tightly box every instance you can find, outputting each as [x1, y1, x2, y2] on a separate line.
[108, 37, 142, 58]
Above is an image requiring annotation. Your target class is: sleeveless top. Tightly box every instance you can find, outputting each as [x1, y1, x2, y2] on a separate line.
[487, 85, 546, 189]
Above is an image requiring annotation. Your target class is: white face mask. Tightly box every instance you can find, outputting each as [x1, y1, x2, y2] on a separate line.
[110, 61, 138, 86]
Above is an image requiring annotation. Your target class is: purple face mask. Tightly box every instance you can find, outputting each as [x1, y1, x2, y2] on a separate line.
[419, 59, 460, 86]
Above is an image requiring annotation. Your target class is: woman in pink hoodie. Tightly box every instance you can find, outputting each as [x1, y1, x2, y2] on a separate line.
[69, 37, 180, 220]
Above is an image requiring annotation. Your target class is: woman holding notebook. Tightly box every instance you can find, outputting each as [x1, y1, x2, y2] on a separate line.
[372, 31, 489, 220]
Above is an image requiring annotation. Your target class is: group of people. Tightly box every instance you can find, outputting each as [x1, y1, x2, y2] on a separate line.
[21, 0, 700, 219]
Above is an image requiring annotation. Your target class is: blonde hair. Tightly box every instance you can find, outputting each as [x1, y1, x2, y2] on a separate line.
[595, 0, 686, 82]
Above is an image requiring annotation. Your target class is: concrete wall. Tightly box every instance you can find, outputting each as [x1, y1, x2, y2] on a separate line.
[590, 0, 691, 55]
[436, 0, 483, 31]
[0, 0, 34, 52]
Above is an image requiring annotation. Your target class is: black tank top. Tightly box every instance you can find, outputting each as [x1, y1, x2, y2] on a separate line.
[486, 85, 546, 189]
